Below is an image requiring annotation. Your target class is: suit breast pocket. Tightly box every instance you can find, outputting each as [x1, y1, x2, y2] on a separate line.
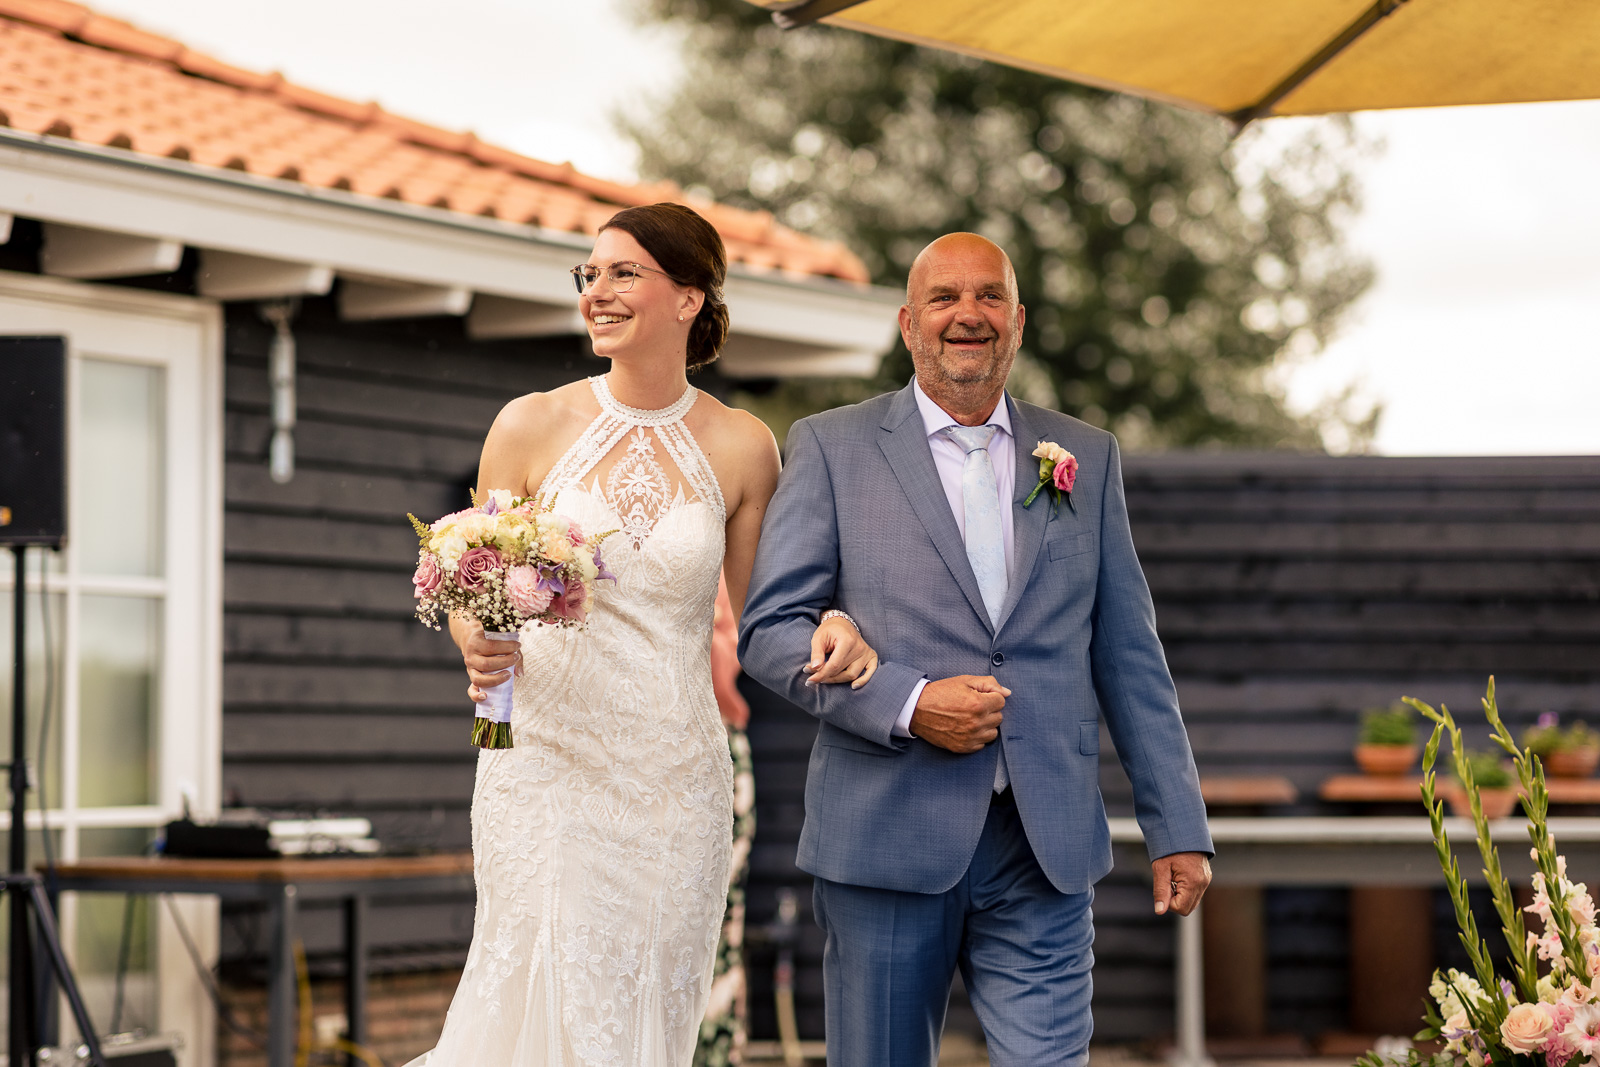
[1048, 533, 1094, 562]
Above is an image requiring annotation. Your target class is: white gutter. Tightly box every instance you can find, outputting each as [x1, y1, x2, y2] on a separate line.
[0, 129, 903, 377]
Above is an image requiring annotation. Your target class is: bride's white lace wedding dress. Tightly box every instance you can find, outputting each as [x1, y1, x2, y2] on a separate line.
[409, 377, 734, 1066]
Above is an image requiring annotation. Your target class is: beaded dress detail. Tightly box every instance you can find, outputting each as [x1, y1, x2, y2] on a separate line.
[411, 376, 733, 1067]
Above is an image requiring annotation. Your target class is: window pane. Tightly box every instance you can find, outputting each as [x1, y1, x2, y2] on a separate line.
[75, 827, 160, 1037]
[75, 359, 165, 578]
[0, 579, 66, 810]
[79, 595, 161, 807]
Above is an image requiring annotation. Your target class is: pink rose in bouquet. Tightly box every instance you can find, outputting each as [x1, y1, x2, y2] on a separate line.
[407, 491, 616, 751]
[505, 565, 554, 616]
[412, 554, 443, 598]
[456, 545, 502, 592]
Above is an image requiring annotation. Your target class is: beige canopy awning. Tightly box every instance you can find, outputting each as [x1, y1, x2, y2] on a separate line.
[751, 0, 1600, 123]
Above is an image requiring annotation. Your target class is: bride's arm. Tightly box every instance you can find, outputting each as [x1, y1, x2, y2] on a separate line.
[717, 410, 878, 690]
[719, 412, 781, 621]
[450, 392, 563, 701]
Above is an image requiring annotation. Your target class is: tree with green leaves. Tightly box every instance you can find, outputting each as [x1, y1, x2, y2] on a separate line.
[626, 0, 1378, 451]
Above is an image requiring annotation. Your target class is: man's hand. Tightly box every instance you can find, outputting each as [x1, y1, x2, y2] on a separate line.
[1152, 852, 1212, 916]
[908, 676, 1010, 754]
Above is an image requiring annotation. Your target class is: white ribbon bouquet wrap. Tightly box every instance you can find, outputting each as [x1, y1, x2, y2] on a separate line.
[408, 490, 615, 749]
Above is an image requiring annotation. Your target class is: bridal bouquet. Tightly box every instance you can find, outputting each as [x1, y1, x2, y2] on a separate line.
[1359, 678, 1600, 1067]
[408, 490, 613, 749]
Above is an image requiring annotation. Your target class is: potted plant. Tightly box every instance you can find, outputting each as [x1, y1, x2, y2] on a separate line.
[1520, 712, 1600, 779]
[1355, 702, 1419, 775]
[1450, 750, 1517, 819]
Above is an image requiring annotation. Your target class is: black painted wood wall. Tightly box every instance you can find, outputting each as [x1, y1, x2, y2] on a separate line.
[217, 317, 1600, 1041]
[740, 452, 1600, 1043]
[218, 298, 603, 973]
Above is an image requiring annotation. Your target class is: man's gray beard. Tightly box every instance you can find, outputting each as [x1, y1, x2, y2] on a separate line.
[913, 339, 1015, 390]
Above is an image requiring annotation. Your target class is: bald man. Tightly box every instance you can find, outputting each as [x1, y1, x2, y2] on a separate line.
[739, 234, 1213, 1066]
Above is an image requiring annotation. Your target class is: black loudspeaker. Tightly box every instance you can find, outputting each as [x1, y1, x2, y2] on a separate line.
[0, 336, 66, 547]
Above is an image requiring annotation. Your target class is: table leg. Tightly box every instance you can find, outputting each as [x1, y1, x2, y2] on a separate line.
[1170, 905, 1215, 1067]
[343, 895, 369, 1065]
[268, 884, 299, 1067]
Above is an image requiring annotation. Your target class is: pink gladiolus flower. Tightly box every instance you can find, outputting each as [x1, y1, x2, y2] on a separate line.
[505, 565, 554, 617]
[1052, 453, 1078, 493]
[1563, 1004, 1600, 1060]
[548, 578, 589, 624]
[1570, 888, 1596, 927]
[455, 545, 502, 592]
[412, 554, 443, 598]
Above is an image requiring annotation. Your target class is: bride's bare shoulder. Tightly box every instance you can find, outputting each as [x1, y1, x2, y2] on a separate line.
[690, 393, 780, 484]
[488, 381, 597, 445]
[689, 391, 769, 444]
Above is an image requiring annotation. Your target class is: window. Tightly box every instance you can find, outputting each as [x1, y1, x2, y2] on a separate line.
[1, 270, 221, 1059]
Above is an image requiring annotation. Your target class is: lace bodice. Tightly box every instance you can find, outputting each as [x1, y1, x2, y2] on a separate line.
[539, 376, 726, 550]
[413, 376, 733, 1067]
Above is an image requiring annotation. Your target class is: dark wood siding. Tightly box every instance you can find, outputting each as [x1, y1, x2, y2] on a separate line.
[220, 335, 1600, 1041]
[740, 452, 1600, 1044]
[219, 298, 605, 972]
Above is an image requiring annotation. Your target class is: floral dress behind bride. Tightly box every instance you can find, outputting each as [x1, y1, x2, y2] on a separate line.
[410, 377, 734, 1067]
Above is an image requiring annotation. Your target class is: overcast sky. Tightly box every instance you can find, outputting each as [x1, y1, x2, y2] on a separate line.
[91, 0, 1600, 456]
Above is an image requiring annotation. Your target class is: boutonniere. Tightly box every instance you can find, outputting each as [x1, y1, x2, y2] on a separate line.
[1023, 441, 1077, 515]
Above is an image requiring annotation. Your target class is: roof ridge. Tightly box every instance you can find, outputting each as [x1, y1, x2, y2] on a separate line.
[0, 0, 871, 282]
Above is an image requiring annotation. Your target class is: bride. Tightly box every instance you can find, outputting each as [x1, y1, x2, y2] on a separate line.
[408, 203, 877, 1066]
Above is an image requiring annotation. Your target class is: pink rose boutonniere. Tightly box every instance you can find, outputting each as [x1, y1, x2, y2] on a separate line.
[1023, 441, 1077, 515]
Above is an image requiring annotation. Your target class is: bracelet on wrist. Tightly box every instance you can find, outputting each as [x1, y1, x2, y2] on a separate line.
[820, 609, 859, 632]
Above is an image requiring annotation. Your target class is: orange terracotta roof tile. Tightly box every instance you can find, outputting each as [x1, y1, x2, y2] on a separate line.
[0, 1, 869, 283]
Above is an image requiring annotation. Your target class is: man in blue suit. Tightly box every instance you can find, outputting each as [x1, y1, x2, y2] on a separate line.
[739, 233, 1214, 1066]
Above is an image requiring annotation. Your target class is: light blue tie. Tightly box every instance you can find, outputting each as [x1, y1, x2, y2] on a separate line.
[942, 423, 1010, 792]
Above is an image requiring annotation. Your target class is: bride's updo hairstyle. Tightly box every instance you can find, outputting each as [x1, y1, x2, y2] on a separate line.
[599, 203, 730, 371]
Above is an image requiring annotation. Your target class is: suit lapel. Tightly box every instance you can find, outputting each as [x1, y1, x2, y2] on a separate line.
[878, 383, 994, 633]
[997, 396, 1049, 633]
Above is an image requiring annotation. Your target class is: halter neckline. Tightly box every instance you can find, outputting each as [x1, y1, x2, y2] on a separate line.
[590, 375, 697, 426]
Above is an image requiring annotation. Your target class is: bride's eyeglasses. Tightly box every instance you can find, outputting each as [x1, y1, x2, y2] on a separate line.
[570, 262, 672, 295]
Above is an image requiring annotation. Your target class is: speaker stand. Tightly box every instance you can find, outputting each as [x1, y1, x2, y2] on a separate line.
[9, 545, 106, 1067]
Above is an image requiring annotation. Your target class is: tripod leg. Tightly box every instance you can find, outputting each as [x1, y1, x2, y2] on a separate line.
[26, 881, 107, 1067]
[10, 882, 38, 1067]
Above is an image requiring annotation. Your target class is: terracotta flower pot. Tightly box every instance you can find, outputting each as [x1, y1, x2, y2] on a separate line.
[1447, 785, 1520, 820]
[1355, 743, 1419, 776]
[1542, 747, 1600, 779]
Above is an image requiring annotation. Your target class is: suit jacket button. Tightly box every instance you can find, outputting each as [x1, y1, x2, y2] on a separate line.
[991, 652, 1005, 666]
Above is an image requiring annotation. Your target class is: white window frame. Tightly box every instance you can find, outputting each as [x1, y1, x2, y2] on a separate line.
[1, 268, 222, 1065]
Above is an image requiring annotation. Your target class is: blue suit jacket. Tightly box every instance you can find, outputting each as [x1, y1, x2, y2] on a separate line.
[739, 382, 1213, 895]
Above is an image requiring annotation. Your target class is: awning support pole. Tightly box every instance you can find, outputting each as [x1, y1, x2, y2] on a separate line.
[769, 0, 871, 31]
[1230, 0, 1413, 131]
